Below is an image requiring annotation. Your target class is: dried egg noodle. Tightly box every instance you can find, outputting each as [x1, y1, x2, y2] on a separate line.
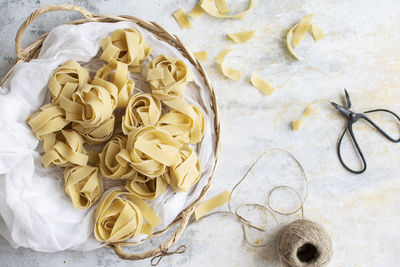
[198, 0, 254, 19]
[48, 60, 89, 105]
[250, 73, 276, 96]
[126, 173, 168, 200]
[173, 9, 193, 30]
[194, 190, 231, 220]
[100, 28, 151, 72]
[227, 31, 255, 43]
[158, 99, 205, 144]
[122, 93, 161, 135]
[94, 188, 161, 243]
[146, 55, 193, 101]
[27, 103, 69, 139]
[64, 165, 104, 210]
[72, 115, 115, 145]
[60, 83, 115, 128]
[193, 51, 208, 61]
[292, 105, 319, 131]
[292, 14, 314, 47]
[41, 129, 88, 168]
[99, 135, 136, 179]
[121, 125, 183, 178]
[217, 49, 242, 81]
[92, 61, 135, 108]
[163, 145, 201, 192]
[311, 23, 325, 41]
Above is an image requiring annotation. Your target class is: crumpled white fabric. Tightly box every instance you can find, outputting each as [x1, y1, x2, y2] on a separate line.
[0, 21, 216, 252]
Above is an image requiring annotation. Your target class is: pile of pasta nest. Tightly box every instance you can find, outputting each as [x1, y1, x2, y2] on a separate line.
[26, 28, 206, 243]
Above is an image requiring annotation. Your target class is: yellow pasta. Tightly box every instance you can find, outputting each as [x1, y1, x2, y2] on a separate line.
[126, 173, 167, 200]
[311, 23, 325, 41]
[286, 25, 300, 60]
[72, 115, 115, 145]
[193, 51, 208, 61]
[60, 83, 114, 128]
[41, 130, 88, 168]
[64, 165, 103, 210]
[158, 99, 205, 144]
[146, 55, 193, 101]
[227, 31, 255, 43]
[250, 73, 276, 96]
[173, 8, 193, 30]
[292, 105, 319, 131]
[92, 61, 135, 108]
[163, 145, 201, 192]
[194, 190, 231, 220]
[121, 125, 183, 178]
[200, 0, 254, 19]
[292, 14, 314, 47]
[188, 0, 205, 18]
[100, 28, 151, 72]
[121, 93, 161, 135]
[94, 188, 161, 242]
[48, 60, 89, 104]
[99, 135, 136, 179]
[27, 103, 70, 139]
[217, 49, 242, 81]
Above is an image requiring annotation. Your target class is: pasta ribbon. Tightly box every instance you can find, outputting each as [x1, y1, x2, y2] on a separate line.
[200, 0, 254, 19]
[60, 83, 114, 128]
[122, 93, 161, 135]
[72, 115, 115, 145]
[146, 55, 193, 101]
[41, 130, 88, 168]
[292, 14, 314, 47]
[227, 31, 255, 43]
[173, 8, 193, 30]
[163, 145, 201, 192]
[193, 51, 208, 61]
[292, 105, 318, 131]
[94, 188, 161, 242]
[64, 165, 103, 209]
[250, 73, 276, 96]
[92, 61, 135, 108]
[126, 173, 167, 200]
[99, 135, 136, 179]
[194, 190, 231, 220]
[27, 103, 70, 139]
[123, 125, 183, 178]
[158, 99, 205, 144]
[48, 60, 89, 104]
[217, 49, 242, 81]
[100, 28, 151, 72]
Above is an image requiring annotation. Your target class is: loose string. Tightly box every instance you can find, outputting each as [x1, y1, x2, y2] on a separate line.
[150, 245, 187, 266]
[196, 147, 308, 247]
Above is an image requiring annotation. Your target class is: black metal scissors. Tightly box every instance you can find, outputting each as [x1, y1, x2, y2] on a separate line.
[331, 89, 400, 174]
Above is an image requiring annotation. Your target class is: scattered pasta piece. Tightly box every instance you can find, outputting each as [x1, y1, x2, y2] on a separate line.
[193, 51, 208, 61]
[200, 0, 254, 19]
[227, 31, 255, 43]
[250, 73, 276, 95]
[64, 165, 103, 210]
[195, 190, 231, 220]
[286, 14, 325, 60]
[188, 0, 205, 18]
[94, 188, 161, 242]
[173, 8, 193, 30]
[215, 0, 231, 14]
[292, 105, 319, 131]
[217, 49, 242, 81]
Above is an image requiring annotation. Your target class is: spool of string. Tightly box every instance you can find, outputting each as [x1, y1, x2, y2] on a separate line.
[194, 148, 333, 267]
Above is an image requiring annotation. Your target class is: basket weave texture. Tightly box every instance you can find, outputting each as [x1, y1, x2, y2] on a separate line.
[0, 4, 220, 261]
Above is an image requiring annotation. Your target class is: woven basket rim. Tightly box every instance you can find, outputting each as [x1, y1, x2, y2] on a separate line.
[0, 4, 221, 261]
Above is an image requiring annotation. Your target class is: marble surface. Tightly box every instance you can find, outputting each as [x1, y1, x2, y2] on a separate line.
[2, 0, 400, 266]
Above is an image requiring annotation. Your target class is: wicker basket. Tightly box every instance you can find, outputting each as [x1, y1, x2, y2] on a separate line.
[0, 4, 220, 262]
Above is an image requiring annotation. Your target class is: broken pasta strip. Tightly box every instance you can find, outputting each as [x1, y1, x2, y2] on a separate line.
[217, 49, 242, 80]
[188, 0, 205, 18]
[193, 51, 208, 61]
[250, 73, 276, 95]
[200, 0, 254, 19]
[227, 31, 255, 43]
[173, 8, 193, 29]
[292, 14, 314, 47]
[292, 105, 319, 131]
[195, 190, 231, 220]
[311, 23, 325, 41]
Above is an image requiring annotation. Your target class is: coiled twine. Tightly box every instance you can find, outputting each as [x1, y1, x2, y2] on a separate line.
[276, 219, 333, 267]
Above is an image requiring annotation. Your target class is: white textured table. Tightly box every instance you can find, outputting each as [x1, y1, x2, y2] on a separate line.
[1, 0, 400, 266]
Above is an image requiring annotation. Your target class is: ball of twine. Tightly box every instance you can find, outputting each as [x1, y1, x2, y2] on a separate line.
[276, 219, 333, 267]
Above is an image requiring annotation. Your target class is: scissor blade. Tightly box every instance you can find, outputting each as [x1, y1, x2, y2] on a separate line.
[344, 88, 352, 109]
[331, 101, 352, 118]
